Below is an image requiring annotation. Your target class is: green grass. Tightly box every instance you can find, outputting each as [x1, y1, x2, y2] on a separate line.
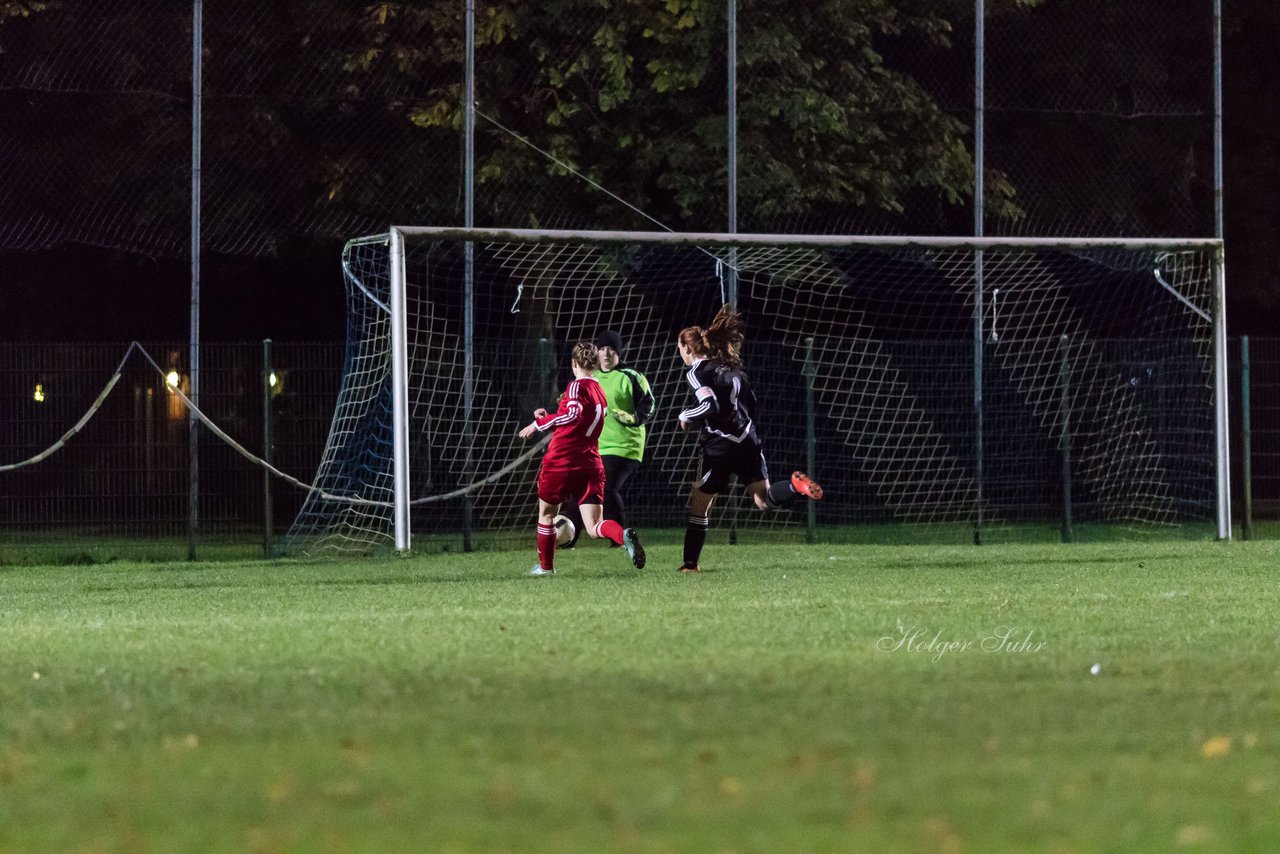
[8, 517, 1280, 566]
[2, 540, 1278, 851]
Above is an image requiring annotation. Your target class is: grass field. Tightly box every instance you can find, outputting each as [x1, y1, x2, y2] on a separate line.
[7, 518, 1280, 566]
[2, 539, 1278, 852]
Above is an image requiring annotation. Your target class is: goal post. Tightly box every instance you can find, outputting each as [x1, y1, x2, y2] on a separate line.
[1213, 250, 1230, 540]
[289, 227, 1229, 556]
[389, 226, 412, 552]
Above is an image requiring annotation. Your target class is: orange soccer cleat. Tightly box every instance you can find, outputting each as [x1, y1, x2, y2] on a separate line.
[677, 563, 702, 573]
[791, 471, 824, 501]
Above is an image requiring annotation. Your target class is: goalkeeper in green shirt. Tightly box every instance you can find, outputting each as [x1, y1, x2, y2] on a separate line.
[562, 330, 656, 547]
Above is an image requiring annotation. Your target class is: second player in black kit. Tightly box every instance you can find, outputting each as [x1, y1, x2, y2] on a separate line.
[675, 304, 824, 573]
[680, 352, 766, 492]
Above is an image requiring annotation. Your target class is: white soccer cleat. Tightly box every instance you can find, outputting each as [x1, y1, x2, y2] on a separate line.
[622, 528, 646, 570]
[529, 565, 556, 576]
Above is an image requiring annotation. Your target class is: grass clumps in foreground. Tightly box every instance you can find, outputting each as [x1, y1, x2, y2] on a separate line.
[1, 539, 1278, 851]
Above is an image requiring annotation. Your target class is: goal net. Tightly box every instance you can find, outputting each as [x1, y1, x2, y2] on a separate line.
[287, 229, 1227, 555]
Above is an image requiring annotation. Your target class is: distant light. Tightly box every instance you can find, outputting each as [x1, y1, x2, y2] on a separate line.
[166, 371, 180, 389]
[268, 372, 278, 388]
[33, 383, 45, 403]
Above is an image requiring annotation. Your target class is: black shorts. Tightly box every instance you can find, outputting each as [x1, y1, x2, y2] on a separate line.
[696, 439, 769, 495]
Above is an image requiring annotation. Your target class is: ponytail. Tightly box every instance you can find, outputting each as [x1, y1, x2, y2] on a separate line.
[704, 304, 745, 367]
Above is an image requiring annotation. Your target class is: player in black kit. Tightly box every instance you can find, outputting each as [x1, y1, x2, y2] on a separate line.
[674, 304, 823, 573]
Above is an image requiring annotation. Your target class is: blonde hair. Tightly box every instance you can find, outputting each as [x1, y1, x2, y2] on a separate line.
[679, 304, 744, 367]
[571, 341, 601, 372]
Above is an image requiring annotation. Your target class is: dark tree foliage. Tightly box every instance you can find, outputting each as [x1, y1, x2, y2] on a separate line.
[1, 0, 1277, 335]
[0, 0, 1003, 246]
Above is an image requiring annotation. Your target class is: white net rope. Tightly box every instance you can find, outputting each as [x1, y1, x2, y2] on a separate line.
[287, 232, 1218, 555]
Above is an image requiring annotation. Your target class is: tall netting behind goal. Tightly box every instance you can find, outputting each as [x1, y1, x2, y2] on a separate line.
[287, 230, 1225, 555]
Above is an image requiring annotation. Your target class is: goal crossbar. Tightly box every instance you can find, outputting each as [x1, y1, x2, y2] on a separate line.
[393, 226, 1223, 254]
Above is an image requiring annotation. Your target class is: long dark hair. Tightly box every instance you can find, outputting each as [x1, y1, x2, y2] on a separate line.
[679, 304, 744, 368]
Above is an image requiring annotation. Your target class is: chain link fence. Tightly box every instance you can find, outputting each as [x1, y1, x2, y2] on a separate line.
[0, 2, 1232, 558]
[1240, 336, 1280, 538]
[0, 342, 342, 561]
[3, 338, 1278, 561]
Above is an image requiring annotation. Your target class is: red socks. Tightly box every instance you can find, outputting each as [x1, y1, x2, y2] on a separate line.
[597, 519, 624, 545]
[538, 519, 622, 569]
[536, 523, 556, 570]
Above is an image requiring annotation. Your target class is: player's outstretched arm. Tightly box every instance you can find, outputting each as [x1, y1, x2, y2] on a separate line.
[518, 407, 552, 439]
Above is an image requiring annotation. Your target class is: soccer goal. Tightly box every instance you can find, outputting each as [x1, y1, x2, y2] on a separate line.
[286, 227, 1228, 555]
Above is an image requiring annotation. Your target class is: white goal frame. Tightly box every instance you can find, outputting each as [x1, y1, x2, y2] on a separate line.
[383, 226, 1229, 552]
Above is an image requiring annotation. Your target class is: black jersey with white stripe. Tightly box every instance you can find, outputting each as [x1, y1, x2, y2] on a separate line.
[678, 358, 759, 446]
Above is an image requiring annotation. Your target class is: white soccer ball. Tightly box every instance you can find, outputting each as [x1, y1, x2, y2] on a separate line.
[553, 514, 576, 547]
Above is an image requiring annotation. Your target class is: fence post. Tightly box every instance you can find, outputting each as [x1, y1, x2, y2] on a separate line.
[726, 0, 738, 309]
[972, 0, 986, 546]
[1058, 334, 1073, 543]
[188, 0, 204, 562]
[538, 337, 553, 404]
[803, 337, 818, 544]
[263, 339, 273, 557]
[1241, 335, 1252, 541]
[462, 0, 476, 554]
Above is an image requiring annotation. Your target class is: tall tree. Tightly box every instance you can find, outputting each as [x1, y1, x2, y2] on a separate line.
[396, 0, 1002, 230]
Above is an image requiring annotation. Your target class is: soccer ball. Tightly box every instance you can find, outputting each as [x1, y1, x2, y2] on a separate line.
[553, 514, 576, 547]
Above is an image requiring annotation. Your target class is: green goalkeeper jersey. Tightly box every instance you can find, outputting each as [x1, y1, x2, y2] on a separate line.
[596, 365, 655, 461]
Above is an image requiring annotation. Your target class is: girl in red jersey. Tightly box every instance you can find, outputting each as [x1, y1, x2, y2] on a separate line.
[518, 341, 645, 576]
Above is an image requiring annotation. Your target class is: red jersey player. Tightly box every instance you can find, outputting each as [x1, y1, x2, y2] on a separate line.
[518, 341, 646, 576]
